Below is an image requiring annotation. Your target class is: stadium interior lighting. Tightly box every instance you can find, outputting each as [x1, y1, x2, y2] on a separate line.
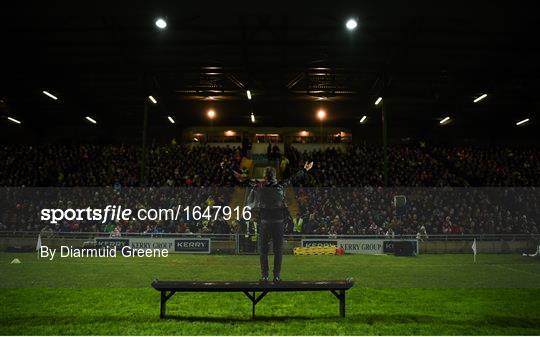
[42, 90, 58, 100]
[346, 18, 358, 30]
[246, 90, 252, 100]
[224, 130, 236, 136]
[440, 116, 451, 125]
[300, 130, 309, 137]
[207, 109, 216, 119]
[167, 116, 175, 124]
[155, 18, 167, 29]
[473, 93, 487, 103]
[85, 116, 97, 124]
[317, 109, 326, 120]
[516, 118, 530, 126]
[148, 96, 157, 104]
[375, 97, 382, 105]
[208, 96, 215, 100]
[250, 112, 255, 123]
[7, 116, 21, 124]
[360, 115, 367, 124]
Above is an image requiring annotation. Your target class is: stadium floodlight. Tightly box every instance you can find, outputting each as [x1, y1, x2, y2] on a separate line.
[516, 118, 530, 126]
[250, 112, 255, 123]
[167, 116, 175, 124]
[7, 116, 21, 124]
[375, 97, 382, 105]
[317, 109, 326, 120]
[440, 116, 451, 125]
[42, 90, 58, 100]
[85, 116, 97, 124]
[155, 18, 167, 29]
[473, 93, 487, 103]
[346, 18, 358, 31]
[148, 96, 157, 104]
[247, 90, 252, 100]
[207, 109, 216, 119]
[360, 115, 367, 124]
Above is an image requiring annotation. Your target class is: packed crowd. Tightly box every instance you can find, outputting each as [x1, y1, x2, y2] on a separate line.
[0, 144, 241, 234]
[0, 144, 242, 187]
[285, 145, 539, 187]
[0, 143, 538, 235]
[286, 145, 539, 235]
[294, 187, 538, 236]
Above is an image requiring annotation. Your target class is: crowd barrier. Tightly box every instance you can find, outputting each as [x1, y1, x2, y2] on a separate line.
[0, 231, 537, 254]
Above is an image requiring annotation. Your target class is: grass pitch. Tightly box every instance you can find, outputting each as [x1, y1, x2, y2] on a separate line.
[1, 253, 539, 335]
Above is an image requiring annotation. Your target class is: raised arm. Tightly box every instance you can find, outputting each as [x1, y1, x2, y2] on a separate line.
[221, 161, 258, 185]
[282, 161, 313, 186]
[221, 161, 244, 182]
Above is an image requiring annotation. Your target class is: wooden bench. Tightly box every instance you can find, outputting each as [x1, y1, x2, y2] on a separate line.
[151, 279, 354, 319]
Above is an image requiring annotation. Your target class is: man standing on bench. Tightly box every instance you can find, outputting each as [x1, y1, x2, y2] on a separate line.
[227, 160, 313, 282]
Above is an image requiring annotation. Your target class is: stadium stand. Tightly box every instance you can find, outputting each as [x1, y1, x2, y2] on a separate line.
[0, 143, 538, 235]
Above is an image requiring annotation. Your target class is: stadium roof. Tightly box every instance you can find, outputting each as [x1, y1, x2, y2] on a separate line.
[0, 1, 538, 141]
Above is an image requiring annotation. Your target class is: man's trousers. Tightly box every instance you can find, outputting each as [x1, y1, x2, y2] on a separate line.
[258, 219, 284, 278]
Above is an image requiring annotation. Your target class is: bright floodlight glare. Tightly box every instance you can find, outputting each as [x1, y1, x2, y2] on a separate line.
[42, 90, 58, 100]
[148, 96, 157, 104]
[247, 90, 252, 100]
[155, 18, 167, 29]
[346, 18, 358, 30]
[250, 112, 255, 123]
[317, 109, 326, 120]
[440, 116, 451, 125]
[168, 116, 175, 124]
[85, 116, 97, 124]
[375, 97, 382, 105]
[7, 116, 21, 124]
[473, 93, 487, 103]
[360, 115, 367, 123]
[207, 109, 216, 119]
[516, 118, 530, 126]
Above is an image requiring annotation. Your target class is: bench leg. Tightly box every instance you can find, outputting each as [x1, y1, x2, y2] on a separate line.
[330, 289, 346, 318]
[252, 292, 256, 319]
[160, 291, 166, 319]
[159, 291, 176, 319]
[243, 291, 268, 319]
[339, 290, 345, 318]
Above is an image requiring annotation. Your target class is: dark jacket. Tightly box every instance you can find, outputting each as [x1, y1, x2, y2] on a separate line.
[247, 169, 307, 221]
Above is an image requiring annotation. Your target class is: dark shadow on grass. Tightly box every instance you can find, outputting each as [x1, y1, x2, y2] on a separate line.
[0, 313, 334, 326]
[2, 313, 539, 330]
[160, 313, 540, 330]
[163, 314, 336, 322]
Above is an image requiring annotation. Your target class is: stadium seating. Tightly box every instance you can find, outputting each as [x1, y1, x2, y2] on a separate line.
[0, 143, 538, 235]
